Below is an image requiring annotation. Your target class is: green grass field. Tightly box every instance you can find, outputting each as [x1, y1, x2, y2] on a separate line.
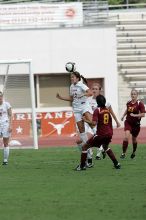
[0, 145, 146, 220]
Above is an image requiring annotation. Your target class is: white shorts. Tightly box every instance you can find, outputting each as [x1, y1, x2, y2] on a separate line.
[84, 123, 94, 134]
[74, 104, 93, 123]
[0, 122, 10, 138]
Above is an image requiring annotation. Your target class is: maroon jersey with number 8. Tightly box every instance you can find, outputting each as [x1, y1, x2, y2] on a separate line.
[93, 107, 113, 137]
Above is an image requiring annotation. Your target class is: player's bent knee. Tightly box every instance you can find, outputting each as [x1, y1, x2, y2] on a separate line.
[124, 137, 128, 142]
[82, 144, 88, 151]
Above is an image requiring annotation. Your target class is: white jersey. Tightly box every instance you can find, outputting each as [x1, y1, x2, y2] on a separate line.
[87, 96, 97, 112]
[87, 96, 111, 113]
[0, 101, 11, 124]
[70, 81, 90, 112]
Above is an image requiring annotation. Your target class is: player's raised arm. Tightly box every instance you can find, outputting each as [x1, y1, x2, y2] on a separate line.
[56, 93, 73, 102]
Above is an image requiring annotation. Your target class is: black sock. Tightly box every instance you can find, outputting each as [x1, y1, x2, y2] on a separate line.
[80, 152, 87, 167]
[133, 143, 137, 153]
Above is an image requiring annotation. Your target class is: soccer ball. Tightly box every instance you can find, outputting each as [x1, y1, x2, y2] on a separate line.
[65, 62, 76, 72]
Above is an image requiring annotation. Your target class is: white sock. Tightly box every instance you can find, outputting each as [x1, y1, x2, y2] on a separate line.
[87, 148, 93, 159]
[96, 147, 103, 157]
[80, 132, 88, 143]
[99, 145, 104, 152]
[3, 146, 9, 162]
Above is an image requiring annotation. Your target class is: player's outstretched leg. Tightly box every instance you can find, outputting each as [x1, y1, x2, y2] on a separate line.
[95, 147, 102, 160]
[76, 139, 83, 152]
[3, 146, 9, 165]
[86, 148, 93, 168]
[120, 130, 131, 159]
[106, 147, 121, 169]
[120, 140, 128, 159]
[96, 145, 106, 160]
[3, 137, 10, 165]
[131, 143, 137, 159]
[76, 150, 87, 171]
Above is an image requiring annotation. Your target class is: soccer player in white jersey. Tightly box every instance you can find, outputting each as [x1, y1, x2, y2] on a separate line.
[56, 71, 93, 165]
[0, 91, 12, 165]
[86, 83, 121, 159]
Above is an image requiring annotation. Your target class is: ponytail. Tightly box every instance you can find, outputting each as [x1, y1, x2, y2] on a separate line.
[80, 75, 88, 86]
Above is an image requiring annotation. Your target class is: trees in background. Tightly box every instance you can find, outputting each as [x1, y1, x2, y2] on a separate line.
[108, 0, 146, 4]
[0, 0, 146, 5]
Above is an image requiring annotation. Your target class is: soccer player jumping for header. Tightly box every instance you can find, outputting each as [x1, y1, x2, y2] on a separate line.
[76, 95, 121, 171]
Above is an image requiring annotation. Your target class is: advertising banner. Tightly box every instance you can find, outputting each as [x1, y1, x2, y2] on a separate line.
[12, 111, 76, 138]
[0, 3, 83, 29]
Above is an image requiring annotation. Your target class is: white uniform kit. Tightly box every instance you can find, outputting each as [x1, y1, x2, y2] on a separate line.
[70, 81, 92, 122]
[0, 101, 11, 138]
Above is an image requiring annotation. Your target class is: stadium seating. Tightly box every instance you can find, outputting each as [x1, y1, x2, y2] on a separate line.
[115, 13, 146, 79]
[108, 10, 146, 123]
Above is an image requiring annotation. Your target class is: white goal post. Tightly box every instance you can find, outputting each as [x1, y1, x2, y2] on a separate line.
[0, 59, 38, 149]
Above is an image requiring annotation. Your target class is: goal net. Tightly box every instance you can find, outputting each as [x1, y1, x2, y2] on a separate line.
[0, 60, 38, 149]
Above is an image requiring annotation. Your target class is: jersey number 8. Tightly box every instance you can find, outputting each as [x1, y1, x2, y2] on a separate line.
[103, 113, 109, 124]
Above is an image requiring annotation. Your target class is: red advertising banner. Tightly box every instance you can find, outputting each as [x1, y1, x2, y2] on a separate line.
[12, 113, 31, 137]
[41, 111, 76, 136]
[12, 111, 76, 137]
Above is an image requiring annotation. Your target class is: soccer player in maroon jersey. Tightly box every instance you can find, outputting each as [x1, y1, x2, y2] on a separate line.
[120, 89, 145, 159]
[76, 95, 121, 171]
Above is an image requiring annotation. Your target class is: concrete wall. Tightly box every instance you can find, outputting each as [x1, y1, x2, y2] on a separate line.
[0, 26, 118, 117]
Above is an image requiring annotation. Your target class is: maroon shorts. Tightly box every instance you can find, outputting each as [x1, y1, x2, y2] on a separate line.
[87, 135, 112, 148]
[124, 120, 140, 137]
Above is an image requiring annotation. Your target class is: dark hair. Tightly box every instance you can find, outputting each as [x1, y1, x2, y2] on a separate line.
[0, 91, 3, 97]
[96, 95, 106, 107]
[71, 71, 88, 85]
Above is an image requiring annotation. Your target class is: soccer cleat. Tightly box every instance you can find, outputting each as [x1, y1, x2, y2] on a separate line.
[102, 151, 106, 159]
[95, 156, 101, 160]
[86, 158, 94, 168]
[86, 158, 93, 168]
[86, 162, 94, 168]
[114, 163, 121, 169]
[120, 153, 125, 159]
[75, 164, 86, 171]
[2, 161, 8, 165]
[130, 153, 136, 159]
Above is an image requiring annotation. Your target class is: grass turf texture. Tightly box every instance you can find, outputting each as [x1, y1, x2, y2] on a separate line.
[0, 145, 146, 220]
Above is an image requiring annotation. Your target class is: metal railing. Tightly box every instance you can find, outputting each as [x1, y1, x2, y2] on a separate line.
[83, 1, 109, 25]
